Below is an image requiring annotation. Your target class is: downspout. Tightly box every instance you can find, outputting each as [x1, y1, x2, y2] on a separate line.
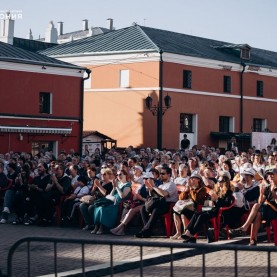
[157, 49, 163, 150]
[240, 63, 246, 133]
[79, 68, 91, 155]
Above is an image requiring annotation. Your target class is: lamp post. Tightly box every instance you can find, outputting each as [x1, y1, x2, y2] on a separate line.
[145, 50, 171, 149]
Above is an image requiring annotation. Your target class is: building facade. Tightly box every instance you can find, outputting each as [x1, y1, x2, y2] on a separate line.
[40, 25, 277, 150]
[0, 40, 87, 156]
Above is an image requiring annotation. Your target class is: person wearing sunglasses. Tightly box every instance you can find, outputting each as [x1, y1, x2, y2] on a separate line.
[92, 169, 131, 234]
[80, 168, 113, 231]
[135, 166, 178, 238]
[110, 171, 156, 236]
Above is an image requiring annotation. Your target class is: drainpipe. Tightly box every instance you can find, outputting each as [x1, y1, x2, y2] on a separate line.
[79, 68, 91, 155]
[157, 49, 163, 150]
[240, 63, 246, 134]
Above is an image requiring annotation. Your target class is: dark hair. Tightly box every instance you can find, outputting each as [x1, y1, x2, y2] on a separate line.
[71, 165, 79, 172]
[87, 166, 97, 173]
[8, 163, 17, 171]
[161, 166, 172, 176]
[223, 159, 233, 170]
[150, 168, 160, 177]
[77, 175, 87, 185]
[129, 157, 137, 163]
[41, 162, 49, 171]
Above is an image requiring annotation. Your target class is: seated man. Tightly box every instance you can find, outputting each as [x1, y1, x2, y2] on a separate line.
[38, 164, 72, 225]
[24, 163, 51, 225]
[135, 166, 178, 238]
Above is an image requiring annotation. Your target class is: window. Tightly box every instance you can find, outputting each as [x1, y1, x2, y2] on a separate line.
[223, 76, 231, 93]
[219, 116, 230, 132]
[183, 70, 192, 88]
[180, 113, 193, 133]
[253, 118, 263, 132]
[240, 48, 250, 60]
[39, 92, 51, 114]
[257, 80, 263, 97]
[119, 69, 129, 88]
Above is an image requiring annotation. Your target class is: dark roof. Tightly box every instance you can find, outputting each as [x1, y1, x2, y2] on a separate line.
[0, 41, 83, 69]
[39, 25, 158, 56]
[83, 130, 114, 140]
[39, 25, 277, 69]
[13, 37, 57, 52]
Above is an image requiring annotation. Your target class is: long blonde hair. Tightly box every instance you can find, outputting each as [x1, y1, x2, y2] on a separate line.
[214, 177, 231, 198]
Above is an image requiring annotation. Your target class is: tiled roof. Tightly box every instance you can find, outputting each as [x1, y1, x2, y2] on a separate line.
[13, 37, 57, 52]
[39, 25, 158, 56]
[39, 25, 277, 69]
[0, 41, 83, 69]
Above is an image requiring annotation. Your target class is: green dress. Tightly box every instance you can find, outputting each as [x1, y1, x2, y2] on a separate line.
[93, 182, 131, 228]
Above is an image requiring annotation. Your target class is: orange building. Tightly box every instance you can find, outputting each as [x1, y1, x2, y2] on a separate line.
[41, 25, 277, 150]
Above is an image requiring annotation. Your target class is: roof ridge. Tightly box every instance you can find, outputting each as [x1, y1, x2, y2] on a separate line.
[135, 25, 160, 52]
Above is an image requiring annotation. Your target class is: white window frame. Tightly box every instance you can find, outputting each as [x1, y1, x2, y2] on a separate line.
[119, 69, 129, 88]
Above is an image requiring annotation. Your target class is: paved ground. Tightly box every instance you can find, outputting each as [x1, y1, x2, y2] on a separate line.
[1, 221, 277, 277]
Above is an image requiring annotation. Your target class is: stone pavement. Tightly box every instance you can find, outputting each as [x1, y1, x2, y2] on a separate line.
[0, 222, 277, 277]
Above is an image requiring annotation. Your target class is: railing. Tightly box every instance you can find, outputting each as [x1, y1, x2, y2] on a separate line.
[7, 236, 277, 277]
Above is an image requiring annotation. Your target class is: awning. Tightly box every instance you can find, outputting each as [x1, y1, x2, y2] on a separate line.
[210, 132, 251, 139]
[0, 125, 72, 135]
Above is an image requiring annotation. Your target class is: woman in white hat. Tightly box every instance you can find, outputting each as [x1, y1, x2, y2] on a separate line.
[239, 168, 260, 206]
[230, 169, 277, 245]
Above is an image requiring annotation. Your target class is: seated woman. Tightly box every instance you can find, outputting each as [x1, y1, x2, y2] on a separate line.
[229, 169, 277, 245]
[61, 176, 89, 223]
[92, 169, 131, 234]
[79, 168, 113, 230]
[170, 173, 208, 240]
[110, 171, 155, 236]
[182, 171, 233, 243]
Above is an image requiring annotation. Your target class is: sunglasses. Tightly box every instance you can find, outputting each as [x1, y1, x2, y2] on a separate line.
[160, 172, 167, 175]
[116, 173, 123, 176]
[101, 173, 107, 176]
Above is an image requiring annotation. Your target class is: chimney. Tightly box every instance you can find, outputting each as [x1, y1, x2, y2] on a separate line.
[26, 29, 33, 40]
[0, 12, 15, 44]
[57, 21, 63, 36]
[82, 19, 88, 31]
[107, 18, 113, 30]
[45, 21, 58, 43]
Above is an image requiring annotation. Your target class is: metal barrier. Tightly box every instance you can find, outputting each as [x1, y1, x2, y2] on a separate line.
[7, 236, 277, 277]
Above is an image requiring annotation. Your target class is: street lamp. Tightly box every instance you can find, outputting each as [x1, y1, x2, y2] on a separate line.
[145, 94, 171, 116]
[144, 49, 172, 150]
[145, 93, 171, 150]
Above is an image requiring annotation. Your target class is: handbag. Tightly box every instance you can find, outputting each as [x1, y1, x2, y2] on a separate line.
[123, 200, 142, 209]
[80, 195, 96, 205]
[202, 200, 214, 212]
[233, 191, 245, 208]
[173, 199, 195, 214]
[93, 197, 114, 207]
[145, 194, 165, 213]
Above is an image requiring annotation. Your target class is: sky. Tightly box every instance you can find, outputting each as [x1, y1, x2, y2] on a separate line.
[1, 0, 277, 52]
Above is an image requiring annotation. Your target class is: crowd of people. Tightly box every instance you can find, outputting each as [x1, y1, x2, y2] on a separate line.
[0, 139, 276, 245]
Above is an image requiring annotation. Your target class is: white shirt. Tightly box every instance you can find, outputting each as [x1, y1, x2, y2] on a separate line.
[158, 181, 178, 202]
